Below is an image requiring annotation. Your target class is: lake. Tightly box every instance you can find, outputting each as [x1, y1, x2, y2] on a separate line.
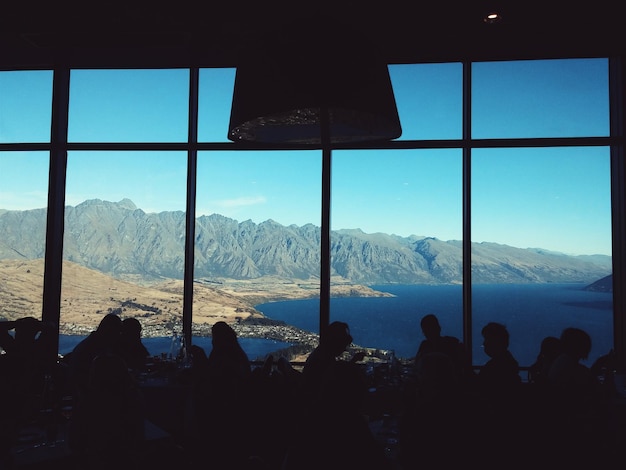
[255, 283, 613, 367]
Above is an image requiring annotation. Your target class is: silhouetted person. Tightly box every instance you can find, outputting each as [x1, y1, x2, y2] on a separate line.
[548, 327, 595, 387]
[118, 318, 150, 372]
[0, 316, 55, 388]
[590, 348, 619, 389]
[414, 313, 469, 383]
[477, 322, 521, 390]
[299, 321, 365, 403]
[528, 335, 561, 385]
[544, 327, 611, 465]
[474, 322, 522, 467]
[206, 321, 252, 379]
[0, 317, 55, 467]
[67, 313, 123, 395]
[0, 315, 57, 456]
[246, 355, 303, 468]
[282, 360, 391, 470]
[189, 321, 253, 467]
[68, 352, 145, 470]
[399, 351, 479, 469]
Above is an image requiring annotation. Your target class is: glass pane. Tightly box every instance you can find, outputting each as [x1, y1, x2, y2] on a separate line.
[472, 58, 609, 138]
[331, 149, 463, 360]
[0, 151, 49, 330]
[195, 150, 322, 361]
[60, 151, 187, 357]
[68, 69, 189, 142]
[389, 63, 462, 140]
[0, 70, 53, 143]
[198, 68, 236, 142]
[471, 147, 613, 368]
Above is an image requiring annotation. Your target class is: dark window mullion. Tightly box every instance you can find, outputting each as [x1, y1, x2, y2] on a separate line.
[183, 68, 199, 348]
[42, 67, 70, 358]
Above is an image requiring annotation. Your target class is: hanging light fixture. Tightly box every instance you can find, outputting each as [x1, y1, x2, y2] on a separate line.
[227, 16, 402, 144]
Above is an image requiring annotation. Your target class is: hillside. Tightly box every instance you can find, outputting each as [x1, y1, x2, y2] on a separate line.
[0, 259, 391, 336]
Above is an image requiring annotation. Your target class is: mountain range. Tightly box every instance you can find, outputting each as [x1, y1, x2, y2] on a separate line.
[0, 198, 612, 286]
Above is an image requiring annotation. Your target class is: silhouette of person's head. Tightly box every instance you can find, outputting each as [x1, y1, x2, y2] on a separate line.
[121, 318, 142, 338]
[211, 321, 239, 350]
[321, 321, 353, 356]
[560, 327, 591, 362]
[539, 336, 561, 359]
[420, 314, 442, 340]
[481, 322, 509, 358]
[13, 316, 43, 342]
[96, 313, 122, 341]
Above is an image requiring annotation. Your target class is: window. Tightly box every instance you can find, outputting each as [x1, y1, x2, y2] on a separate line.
[68, 69, 189, 143]
[472, 59, 609, 138]
[62, 151, 187, 349]
[389, 63, 462, 140]
[331, 149, 463, 357]
[195, 149, 321, 355]
[0, 151, 49, 325]
[0, 70, 52, 329]
[471, 147, 612, 366]
[0, 57, 619, 367]
[0, 70, 53, 143]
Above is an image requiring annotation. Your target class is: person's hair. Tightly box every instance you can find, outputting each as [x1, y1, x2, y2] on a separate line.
[211, 321, 239, 348]
[322, 321, 353, 348]
[420, 314, 441, 338]
[97, 313, 122, 335]
[539, 336, 561, 357]
[560, 327, 591, 361]
[122, 317, 142, 335]
[14, 316, 42, 338]
[481, 322, 509, 348]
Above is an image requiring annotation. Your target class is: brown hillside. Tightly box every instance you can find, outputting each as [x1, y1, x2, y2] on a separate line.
[0, 259, 392, 336]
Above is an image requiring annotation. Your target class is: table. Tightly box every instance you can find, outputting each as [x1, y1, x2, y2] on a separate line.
[134, 360, 194, 442]
[10, 418, 172, 469]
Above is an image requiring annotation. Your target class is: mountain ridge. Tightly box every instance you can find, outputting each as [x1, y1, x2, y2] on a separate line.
[0, 198, 612, 286]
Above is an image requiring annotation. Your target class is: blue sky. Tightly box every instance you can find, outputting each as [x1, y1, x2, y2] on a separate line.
[0, 58, 612, 255]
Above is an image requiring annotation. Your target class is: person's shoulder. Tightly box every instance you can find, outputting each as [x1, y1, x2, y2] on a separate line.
[442, 335, 461, 345]
[502, 350, 519, 367]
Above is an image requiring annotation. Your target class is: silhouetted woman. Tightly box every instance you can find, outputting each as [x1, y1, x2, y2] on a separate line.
[189, 321, 253, 467]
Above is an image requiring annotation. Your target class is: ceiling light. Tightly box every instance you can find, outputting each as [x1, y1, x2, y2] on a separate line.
[227, 17, 402, 144]
[483, 12, 503, 24]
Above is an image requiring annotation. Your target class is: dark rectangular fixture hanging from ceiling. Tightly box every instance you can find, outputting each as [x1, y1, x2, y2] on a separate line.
[227, 16, 402, 144]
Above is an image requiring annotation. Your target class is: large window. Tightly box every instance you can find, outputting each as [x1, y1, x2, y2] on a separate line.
[62, 151, 187, 343]
[195, 149, 322, 353]
[0, 58, 618, 367]
[471, 147, 612, 366]
[0, 151, 49, 322]
[330, 149, 463, 358]
[471, 59, 612, 366]
[0, 70, 53, 330]
[472, 59, 609, 138]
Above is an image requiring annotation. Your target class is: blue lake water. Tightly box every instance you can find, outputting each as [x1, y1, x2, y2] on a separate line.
[255, 283, 613, 367]
[59, 283, 614, 367]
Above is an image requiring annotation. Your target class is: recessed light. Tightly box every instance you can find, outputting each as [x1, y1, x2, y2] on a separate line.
[483, 12, 502, 24]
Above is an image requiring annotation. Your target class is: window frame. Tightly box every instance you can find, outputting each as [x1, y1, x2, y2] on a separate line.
[0, 58, 623, 367]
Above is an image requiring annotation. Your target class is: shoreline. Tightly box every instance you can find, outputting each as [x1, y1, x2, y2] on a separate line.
[59, 316, 395, 363]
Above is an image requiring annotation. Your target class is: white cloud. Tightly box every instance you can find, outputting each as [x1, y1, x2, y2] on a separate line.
[216, 196, 266, 208]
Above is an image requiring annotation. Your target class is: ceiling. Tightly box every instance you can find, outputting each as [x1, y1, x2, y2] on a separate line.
[1, 0, 624, 68]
